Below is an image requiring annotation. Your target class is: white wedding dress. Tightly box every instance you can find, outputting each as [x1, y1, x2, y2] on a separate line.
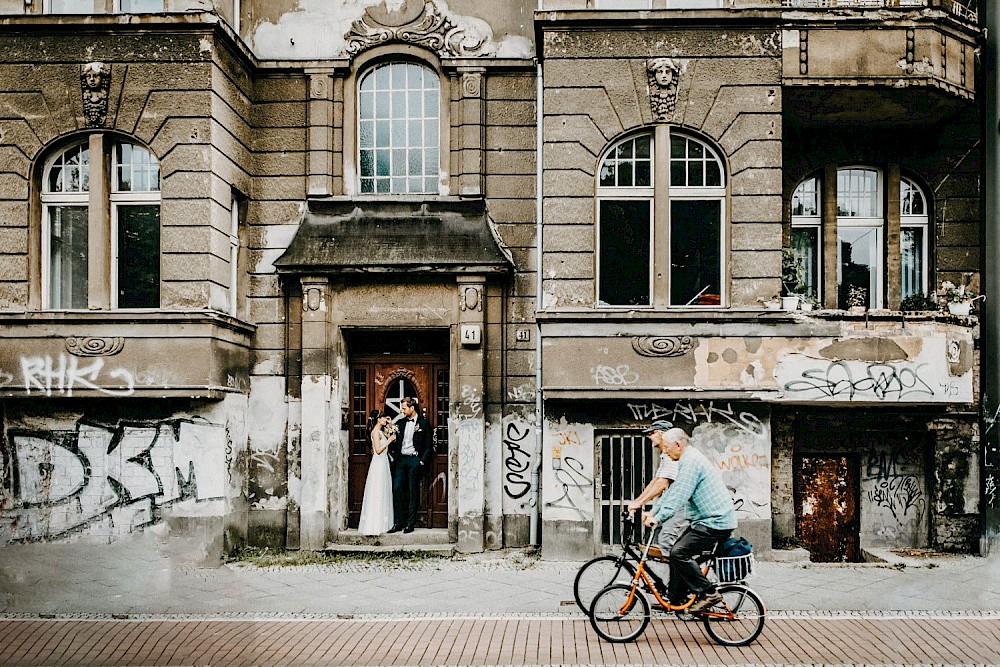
[358, 430, 394, 535]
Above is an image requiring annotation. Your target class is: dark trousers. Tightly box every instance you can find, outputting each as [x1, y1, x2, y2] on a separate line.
[667, 524, 732, 605]
[392, 454, 421, 529]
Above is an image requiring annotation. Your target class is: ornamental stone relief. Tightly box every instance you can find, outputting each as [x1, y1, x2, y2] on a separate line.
[80, 62, 111, 127]
[646, 58, 683, 122]
[346, 0, 494, 58]
[65, 337, 125, 357]
[631, 336, 693, 358]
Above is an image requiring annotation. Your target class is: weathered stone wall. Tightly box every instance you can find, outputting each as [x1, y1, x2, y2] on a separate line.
[540, 23, 784, 309]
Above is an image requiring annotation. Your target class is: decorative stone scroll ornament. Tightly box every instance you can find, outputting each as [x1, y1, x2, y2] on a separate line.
[646, 58, 681, 122]
[346, 0, 494, 58]
[80, 62, 111, 127]
[631, 336, 693, 358]
[65, 337, 125, 357]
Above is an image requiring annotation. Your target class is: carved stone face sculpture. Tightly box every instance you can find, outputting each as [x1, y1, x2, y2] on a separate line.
[646, 57, 681, 122]
[80, 62, 111, 127]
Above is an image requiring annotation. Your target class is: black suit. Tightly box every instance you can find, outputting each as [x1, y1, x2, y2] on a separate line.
[391, 416, 433, 530]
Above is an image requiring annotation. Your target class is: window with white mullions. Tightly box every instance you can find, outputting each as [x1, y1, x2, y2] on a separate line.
[595, 129, 726, 309]
[836, 168, 882, 309]
[791, 176, 821, 300]
[358, 61, 440, 194]
[900, 176, 928, 301]
[41, 138, 160, 310]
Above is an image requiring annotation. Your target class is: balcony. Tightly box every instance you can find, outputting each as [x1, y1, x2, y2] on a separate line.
[0, 311, 254, 399]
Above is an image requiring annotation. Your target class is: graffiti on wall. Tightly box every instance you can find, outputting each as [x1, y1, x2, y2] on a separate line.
[860, 444, 927, 547]
[627, 401, 765, 437]
[775, 350, 972, 403]
[0, 416, 226, 544]
[542, 421, 594, 522]
[0, 355, 135, 397]
[501, 414, 536, 514]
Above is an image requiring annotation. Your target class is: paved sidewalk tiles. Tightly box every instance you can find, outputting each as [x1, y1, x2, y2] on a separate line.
[0, 616, 997, 666]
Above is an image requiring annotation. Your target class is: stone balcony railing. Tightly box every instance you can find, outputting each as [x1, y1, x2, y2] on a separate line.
[781, 0, 978, 23]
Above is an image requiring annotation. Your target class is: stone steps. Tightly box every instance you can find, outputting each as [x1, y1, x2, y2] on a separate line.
[325, 528, 454, 556]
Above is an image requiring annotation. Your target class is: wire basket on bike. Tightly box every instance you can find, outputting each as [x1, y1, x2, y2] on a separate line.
[714, 553, 755, 583]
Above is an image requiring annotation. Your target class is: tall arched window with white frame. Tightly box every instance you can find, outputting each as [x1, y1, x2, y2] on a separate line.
[791, 176, 821, 300]
[900, 176, 929, 302]
[41, 142, 90, 309]
[358, 61, 440, 194]
[596, 134, 653, 307]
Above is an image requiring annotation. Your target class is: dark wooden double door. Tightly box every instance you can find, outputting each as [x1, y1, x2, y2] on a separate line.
[348, 357, 449, 529]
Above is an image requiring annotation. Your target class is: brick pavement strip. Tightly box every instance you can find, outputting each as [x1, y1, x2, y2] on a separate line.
[0, 617, 997, 666]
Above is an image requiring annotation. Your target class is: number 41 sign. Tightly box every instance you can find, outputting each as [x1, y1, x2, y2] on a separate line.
[461, 324, 482, 347]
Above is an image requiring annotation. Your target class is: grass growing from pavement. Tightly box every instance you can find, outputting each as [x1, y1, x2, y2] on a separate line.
[227, 546, 444, 568]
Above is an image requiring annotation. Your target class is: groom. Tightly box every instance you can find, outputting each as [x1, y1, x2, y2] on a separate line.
[388, 396, 434, 534]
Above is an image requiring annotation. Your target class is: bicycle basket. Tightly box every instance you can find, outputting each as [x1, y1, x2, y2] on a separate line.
[714, 553, 755, 583]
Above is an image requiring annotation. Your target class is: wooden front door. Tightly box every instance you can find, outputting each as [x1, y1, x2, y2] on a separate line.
[348, 358, 449, 529]
[795, 455, 860, 562]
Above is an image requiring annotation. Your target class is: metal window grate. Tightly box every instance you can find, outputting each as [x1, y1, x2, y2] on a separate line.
[435, 367, 449, 452]
[597, 431, 658, 545]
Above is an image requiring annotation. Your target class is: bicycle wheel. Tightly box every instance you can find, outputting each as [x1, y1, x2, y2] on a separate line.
[701, 583, 766, 647]
[573, 555, 636, 614]
[589, 583, 650, 643]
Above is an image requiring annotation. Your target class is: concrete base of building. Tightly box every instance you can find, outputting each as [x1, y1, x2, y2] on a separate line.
[541, 519, 595, 560]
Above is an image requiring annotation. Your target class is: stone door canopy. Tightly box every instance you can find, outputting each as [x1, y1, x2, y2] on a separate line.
[274, 199, 512, 276]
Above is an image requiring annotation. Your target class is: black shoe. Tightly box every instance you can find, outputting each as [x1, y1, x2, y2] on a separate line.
[403, 526, 414, 534]
[387, 525, 402, 533]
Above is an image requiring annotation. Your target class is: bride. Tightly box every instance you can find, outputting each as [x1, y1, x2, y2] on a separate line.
[358, 409, 396, 535]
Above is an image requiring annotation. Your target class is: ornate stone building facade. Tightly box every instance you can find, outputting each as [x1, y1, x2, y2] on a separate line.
[0, 0, 985, 562]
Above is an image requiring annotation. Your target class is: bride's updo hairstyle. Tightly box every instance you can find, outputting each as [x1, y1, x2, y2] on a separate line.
[366, 409, 381, 435]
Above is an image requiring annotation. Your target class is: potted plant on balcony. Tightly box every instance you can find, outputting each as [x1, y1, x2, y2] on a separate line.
[939, 279, 981, 316]
[846, 286, 867, 314]
[781, 248, 806, 312]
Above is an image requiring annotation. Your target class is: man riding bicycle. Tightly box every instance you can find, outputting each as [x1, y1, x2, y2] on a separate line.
[642, 425, 736, 614]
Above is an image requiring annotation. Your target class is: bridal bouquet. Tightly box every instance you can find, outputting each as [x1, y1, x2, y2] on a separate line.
[382, 421, 399, 438]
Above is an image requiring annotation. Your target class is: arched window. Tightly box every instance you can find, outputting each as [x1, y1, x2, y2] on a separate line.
[596, 129, 726, 307]
[900, 176, 929, 301]
[790, 168, 931, 309]
[358, 61, 440, 194]
[41, 138, 160, 309]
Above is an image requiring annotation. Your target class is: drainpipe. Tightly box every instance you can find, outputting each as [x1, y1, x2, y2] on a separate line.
[981, 3, 1000, 554]
[530, 14, 544, 546]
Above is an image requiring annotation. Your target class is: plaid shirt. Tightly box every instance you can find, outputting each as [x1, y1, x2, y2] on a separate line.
[652, 445, 736, 531]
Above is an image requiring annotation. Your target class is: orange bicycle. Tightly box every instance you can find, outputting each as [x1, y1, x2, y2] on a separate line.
[588, 525, 765, 646]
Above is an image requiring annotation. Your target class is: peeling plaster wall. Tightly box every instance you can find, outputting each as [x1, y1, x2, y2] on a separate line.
[0, 397, 248, 559]
[541, 418, 595, 560]
[249, 0, 535, 61]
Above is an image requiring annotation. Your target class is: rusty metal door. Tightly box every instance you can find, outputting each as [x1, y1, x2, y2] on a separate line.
[795, 455, 860, 562]
[348, 359, 449, 529]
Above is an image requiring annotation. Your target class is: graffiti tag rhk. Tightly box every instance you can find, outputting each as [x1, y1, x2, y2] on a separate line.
[0, 354, 136, 397]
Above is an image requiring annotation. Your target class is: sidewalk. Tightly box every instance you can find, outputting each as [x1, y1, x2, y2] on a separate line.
[1, 529, 999, 617]
[2, 615, 999, 666]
